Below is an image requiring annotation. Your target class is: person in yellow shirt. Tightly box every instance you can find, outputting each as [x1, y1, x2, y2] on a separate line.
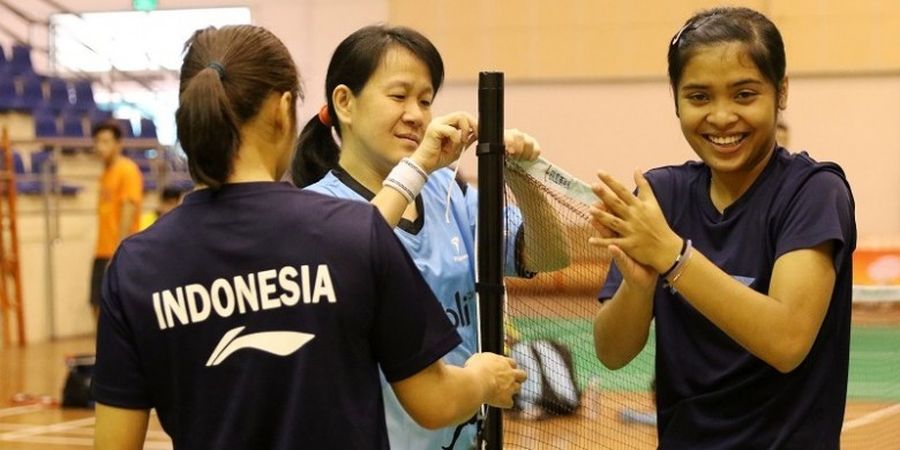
[139, 185, 185, 230]
[90, 120, 143, 320]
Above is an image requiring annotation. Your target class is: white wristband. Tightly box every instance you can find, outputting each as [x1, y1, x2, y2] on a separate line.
[383, 157, 428, 203]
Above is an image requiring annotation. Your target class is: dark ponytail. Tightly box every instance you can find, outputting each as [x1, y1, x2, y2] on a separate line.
[177, 25, 301, 189]
[176, 67, 239, 189]
[292, 25, 444, 187]
[293, 115, 340, 187]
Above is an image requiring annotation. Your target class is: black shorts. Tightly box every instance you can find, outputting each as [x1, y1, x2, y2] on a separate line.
[90, 258, 110, 307]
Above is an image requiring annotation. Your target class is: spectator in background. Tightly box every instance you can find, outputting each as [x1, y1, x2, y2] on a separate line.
[90, 120, 142, 321]
[139, 185, 185, 230]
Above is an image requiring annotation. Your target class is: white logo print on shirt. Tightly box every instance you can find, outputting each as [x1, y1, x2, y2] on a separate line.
[450, 236, 468, 263]
[206, 326, 315, 366]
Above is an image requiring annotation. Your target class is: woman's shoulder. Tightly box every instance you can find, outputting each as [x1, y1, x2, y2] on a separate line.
[780, 148, 845, 172]
[303, 171, 345, 195]
[424, 167, 470, 198]
[776, 148, 851, 193]
[644, 159, 707, 188]
[426, 167, 458, 185]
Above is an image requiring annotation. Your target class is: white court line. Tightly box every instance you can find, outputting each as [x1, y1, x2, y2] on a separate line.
[0, 435, 172, 449]
[0, 423, 167, 439]
[0, 416, 96, 441]
[843, 403, 900, 431]
[0, 435, 94, 446]
[0, 404, 45, 418]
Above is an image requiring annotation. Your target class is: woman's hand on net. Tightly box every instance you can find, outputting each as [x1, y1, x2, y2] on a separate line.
[466, 352, 526, 409]
[504, 128, 541, 162]
[410, 112, 477, 174]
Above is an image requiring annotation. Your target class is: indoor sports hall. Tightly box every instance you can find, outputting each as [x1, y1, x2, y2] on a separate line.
[1, 1, 899, 449]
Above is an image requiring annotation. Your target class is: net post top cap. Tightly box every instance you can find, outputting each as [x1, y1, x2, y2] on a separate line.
[479, 72, 504, 89]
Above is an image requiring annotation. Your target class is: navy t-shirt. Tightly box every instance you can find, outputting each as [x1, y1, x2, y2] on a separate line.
[92, 182, 461, 450]
[599, 148, 856, 449]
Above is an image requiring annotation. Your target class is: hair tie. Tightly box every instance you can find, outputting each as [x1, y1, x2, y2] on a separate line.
[671, 14, 717, 48]
[318, 104, 332, 127]
[207, 61, 226, 80]
[671, 23, 691, 47]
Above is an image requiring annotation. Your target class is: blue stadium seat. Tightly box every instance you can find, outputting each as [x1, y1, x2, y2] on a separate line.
[18, 75, 45, 111]
[31, 149, 54, 174]
[8, 151, 42, 195]
[61, 113, 86, 138]
[0, 77, 16, 111]
[0, 45, 8, 76]
[11, 151, 26, 174]
[28, 150, 81, 195]
[47, 78, 72, 112]
[2, 150, 81, 196]
[9, 44, 34, 76]
[60, 112, 87, 155]
[33, 110, 59, 138]
[139, 118, 157, 139]
[88, 109, 113, 128]
[116, 118, 135, 138]
[72, 79, 96, 112]
[59, 182, 83, 196]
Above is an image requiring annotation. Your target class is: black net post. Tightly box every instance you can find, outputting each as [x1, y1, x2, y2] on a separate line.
[476, 71, 505, 450]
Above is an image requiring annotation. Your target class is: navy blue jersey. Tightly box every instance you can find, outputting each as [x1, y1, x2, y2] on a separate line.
[92, 182, 461, 450]
[306, 168, 525, 450]
[600, 148, 856, 449]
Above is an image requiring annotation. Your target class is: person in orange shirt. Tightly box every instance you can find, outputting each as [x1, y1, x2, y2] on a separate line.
[90, 120, 143, 320]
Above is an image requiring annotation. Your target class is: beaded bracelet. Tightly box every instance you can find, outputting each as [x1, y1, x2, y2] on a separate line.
[666, 242, 694, 286]
[660, 239, 689, 279]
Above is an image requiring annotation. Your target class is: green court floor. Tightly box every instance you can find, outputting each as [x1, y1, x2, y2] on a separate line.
[512, 318, 900, 401]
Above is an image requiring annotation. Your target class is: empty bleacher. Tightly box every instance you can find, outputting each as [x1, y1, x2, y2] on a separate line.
[0, 42, 192, 197]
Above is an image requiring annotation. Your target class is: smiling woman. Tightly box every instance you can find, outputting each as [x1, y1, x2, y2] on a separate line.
[674, 41, 785, 210]
[590, 6, 857, 449]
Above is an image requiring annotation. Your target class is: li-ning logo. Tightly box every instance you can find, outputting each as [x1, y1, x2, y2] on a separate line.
[206, 326, 315, 366]
[450, 236, 468, 262]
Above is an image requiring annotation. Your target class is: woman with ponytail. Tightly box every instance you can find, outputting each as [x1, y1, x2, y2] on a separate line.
[294, 25, 568, 450]
[92, 25, 524, 450]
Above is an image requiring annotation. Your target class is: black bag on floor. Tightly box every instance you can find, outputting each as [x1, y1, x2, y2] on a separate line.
[61, 354, 95, 409]
[511, 339, 581, 416]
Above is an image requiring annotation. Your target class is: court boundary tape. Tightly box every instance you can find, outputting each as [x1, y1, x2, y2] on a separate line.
[0, 410, 173, 448]
[0, 417, 96, 441]
[0, 404, 45, 418]
[842, 402, 900, 431]
[0, 422, 168, 440]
